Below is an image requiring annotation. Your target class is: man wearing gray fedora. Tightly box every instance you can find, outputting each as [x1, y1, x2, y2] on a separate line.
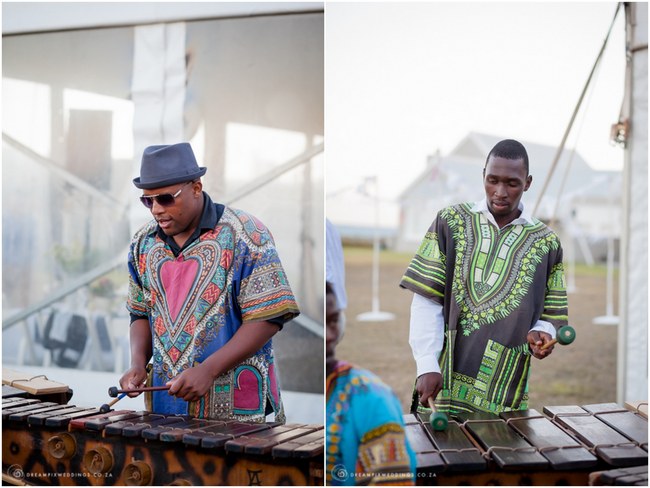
[120, 142, 300, 423]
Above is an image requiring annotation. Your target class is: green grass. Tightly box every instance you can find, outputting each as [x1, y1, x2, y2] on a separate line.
[343, 244, 617, 276]
[572, 262, 617, 277]
[343, 245, 413, 265]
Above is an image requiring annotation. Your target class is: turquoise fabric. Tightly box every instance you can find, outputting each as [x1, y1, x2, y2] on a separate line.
[326, 361, 416, 485]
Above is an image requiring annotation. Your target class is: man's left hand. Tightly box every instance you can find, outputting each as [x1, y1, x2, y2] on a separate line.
[167, 363, 214, 402]
[527, 330, 553, 359]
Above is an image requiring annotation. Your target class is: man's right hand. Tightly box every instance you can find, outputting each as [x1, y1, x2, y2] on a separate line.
[416, 372, 443, 407]
[119, 366, 148, 397]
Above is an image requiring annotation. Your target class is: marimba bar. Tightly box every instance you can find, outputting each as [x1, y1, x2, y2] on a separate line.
[2, 396, 324, 486]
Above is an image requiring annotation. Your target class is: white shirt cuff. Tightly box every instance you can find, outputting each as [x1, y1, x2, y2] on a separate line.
[415, 355, 441, 376]
[531, 319, 556, 339]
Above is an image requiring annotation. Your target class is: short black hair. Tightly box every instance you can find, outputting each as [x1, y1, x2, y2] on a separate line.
[325, 281, 339, 310]
[485, 139, 529, 174]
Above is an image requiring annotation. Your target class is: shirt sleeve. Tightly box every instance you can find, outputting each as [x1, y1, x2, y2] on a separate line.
[265, 316, 286, 330]
[129, 313, 148, 325]
[234, 223, 300, 325]
[540, 243, 569, 331]
[399, 211, 447, 304]
[326, 219, 347, 310]
[126, 241, 150, 319]
[409, 294, 445, 376]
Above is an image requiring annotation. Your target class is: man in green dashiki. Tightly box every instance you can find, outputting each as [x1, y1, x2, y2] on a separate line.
[400, 139, 569, 415]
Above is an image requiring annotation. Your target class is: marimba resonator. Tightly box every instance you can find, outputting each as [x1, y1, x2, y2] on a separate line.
[2, 397, 324, 486]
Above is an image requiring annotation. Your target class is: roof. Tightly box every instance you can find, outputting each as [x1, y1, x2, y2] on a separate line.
[399, 131, 621, 213]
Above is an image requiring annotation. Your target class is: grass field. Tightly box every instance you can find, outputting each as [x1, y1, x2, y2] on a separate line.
[336, 245, 618, 412]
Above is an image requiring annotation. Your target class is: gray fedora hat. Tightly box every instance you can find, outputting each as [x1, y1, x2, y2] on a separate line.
[133, 142, 207, 189]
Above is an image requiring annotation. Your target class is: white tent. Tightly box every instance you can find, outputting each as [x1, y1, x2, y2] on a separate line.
[618, 2, 648, 404]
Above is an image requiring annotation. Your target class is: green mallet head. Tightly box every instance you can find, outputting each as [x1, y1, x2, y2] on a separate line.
[427, 397, 448, 431]
[540, 325, 576, 351]
[430, 411, 448, 431]
[557, 325, 576, 345]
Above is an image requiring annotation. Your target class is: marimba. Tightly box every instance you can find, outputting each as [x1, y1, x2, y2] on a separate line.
[405, 402, 648, 486]
[2, 397, 324, 486]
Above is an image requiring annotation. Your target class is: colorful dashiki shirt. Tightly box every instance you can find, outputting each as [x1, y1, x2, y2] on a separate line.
[326, 361, 416, 486]
[400, 203, 568, 414]
[127, 206, 299, 422]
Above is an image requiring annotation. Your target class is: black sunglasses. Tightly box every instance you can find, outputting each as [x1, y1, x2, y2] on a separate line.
[140, 182, 192, 208]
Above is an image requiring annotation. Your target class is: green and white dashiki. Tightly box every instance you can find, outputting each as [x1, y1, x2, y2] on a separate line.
[400, 202, 568, 414]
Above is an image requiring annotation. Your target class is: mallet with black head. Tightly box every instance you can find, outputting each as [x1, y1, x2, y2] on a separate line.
[100, 385, 171, 414]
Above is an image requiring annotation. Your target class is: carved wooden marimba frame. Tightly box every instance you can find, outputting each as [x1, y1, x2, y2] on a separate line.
[405, 402, 648, 486]
[2, 397, 324, 486]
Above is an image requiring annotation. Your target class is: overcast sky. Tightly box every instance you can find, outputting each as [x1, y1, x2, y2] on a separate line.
[325, 2, 627, 225]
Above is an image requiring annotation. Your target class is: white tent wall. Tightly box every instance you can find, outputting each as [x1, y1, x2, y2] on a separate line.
[129, 22, 187, 233]
[2, 3, 324, 410]
[618, 2, 648, 404]
[2, 2, 322, 35]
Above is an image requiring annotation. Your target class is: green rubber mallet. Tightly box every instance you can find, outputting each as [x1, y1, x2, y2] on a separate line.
[427, 397, 448, 431]
[540, 325, 576, 350]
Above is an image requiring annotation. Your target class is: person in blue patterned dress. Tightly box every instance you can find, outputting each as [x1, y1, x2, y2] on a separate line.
[119, 143, 299, 422]
[326, 282, 416, 485]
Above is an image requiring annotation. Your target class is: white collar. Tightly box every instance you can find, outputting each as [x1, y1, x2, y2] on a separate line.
[471, 198, 535, 228]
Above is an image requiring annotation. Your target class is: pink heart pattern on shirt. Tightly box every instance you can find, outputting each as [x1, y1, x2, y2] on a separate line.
[148, 239, 225, 353]
[160, 255, 200, 323]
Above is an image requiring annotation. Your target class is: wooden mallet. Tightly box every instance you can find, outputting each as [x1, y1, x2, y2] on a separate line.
[108, 385, 171, 397]
[101, 385, 171, 414]
[540, 325, 576, 351]
[427, 397, 448, 431]
[99, 393, 126, 414]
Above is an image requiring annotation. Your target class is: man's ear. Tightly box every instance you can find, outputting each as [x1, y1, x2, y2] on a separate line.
[524, 175, 532, 191]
